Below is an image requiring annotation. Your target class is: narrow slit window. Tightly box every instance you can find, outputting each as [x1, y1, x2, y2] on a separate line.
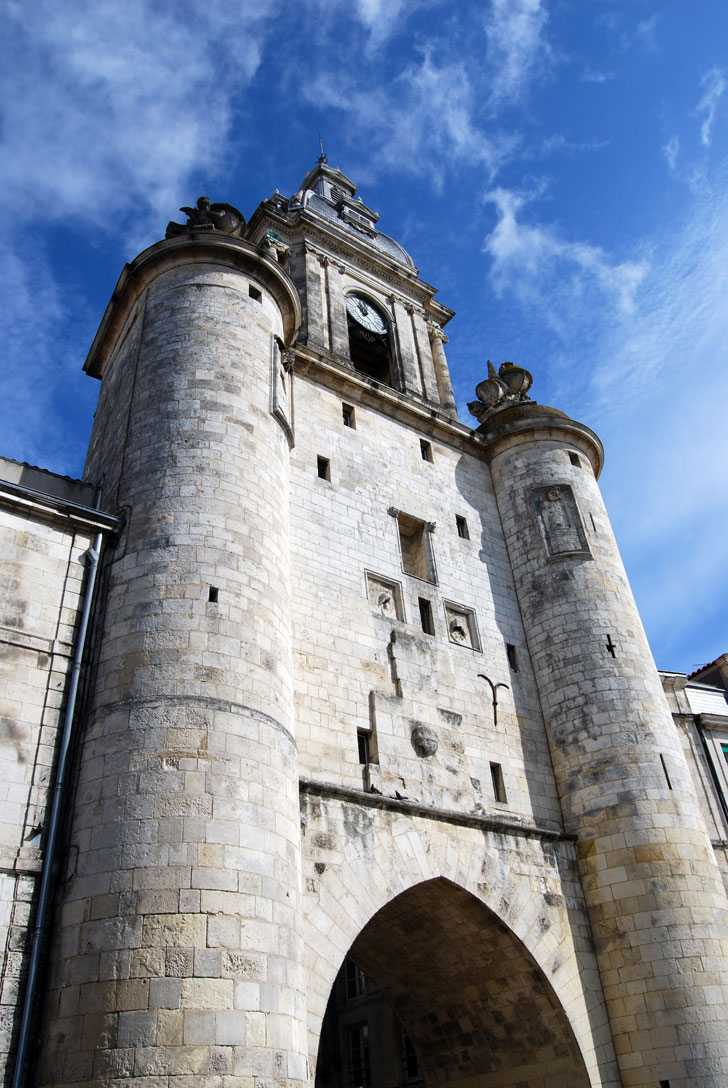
[249, 285, 262, 301]
[506, 644, 518, 671]
[568, 451, 581, 467]
[342, 403, 356, 428]
[490, 762, 507, 803]
[420, 439, 433, 462]
[402, 1029, 420, 1081]
[344, 958, 366, 1001]
[418, 598, 435, 636]
[590, 512, 597, 532]
[660, 754, 673, 790]
[456, 515, 470, 540]
[357, 731, 370, 765]
[317, 456, 330, 480]
[208, 586, 219, 603]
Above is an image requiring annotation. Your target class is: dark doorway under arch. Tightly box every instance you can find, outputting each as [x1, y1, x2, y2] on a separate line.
[315, 878, 590, 1088]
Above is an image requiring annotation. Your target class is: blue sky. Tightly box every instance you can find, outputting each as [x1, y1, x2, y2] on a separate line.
[1, 0, 726, 672]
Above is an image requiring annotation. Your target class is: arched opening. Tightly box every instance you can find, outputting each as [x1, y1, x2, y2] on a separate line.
[315, 878, 590, 1088]
[345, 293, 393, 385]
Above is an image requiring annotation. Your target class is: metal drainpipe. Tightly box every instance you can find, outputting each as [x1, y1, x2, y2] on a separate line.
[12, 531, 103, 1088]
[695, 716, 728, 832]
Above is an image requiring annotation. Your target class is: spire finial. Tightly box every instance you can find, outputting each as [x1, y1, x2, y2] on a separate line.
[318, 131, 327, 164]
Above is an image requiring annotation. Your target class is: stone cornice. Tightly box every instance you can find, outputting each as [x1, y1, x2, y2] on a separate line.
[247, 204, 455, 327]
[299, 777, 572, 843]
[293, 345, 488, 454]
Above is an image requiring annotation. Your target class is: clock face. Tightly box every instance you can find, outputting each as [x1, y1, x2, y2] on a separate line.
[346, 294, 387, 335]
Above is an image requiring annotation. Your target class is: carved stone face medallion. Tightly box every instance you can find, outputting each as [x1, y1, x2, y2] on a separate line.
[366, 572, 404, 619]
[411, 723, 438, 758]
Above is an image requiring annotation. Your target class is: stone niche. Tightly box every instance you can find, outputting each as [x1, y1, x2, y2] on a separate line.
[532, 484, 590, 560]
[443, 602, 480, 651]
[365, 571, 405, 620]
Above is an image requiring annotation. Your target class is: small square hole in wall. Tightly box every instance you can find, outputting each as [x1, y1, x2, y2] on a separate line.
[249, 285, 262, 302]
[342, 403, 356, 428]
[568, 451, 581, 467]
[490, 762, 507, 803]
[317, 456, 330, 480]
[506, 644, 519, 672]
[418, 598, 435, 636]
[456, 515, 470, 540]
[420, 439, 433, 462]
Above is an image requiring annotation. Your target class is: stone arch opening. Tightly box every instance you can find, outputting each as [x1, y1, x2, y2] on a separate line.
[345, 292, 393, 385]
[314, 877, 590, 1088]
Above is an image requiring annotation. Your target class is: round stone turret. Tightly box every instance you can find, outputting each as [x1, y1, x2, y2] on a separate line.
[479, 381, 728, 1088]
[39, 232, 307, 1088]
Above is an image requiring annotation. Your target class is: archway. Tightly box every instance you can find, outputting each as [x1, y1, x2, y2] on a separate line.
[315, 878, 590, 1088]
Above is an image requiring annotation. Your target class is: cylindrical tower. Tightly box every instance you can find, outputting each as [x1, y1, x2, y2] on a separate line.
[481, 391, 728, 1087]
[38, 233, 307, 1087]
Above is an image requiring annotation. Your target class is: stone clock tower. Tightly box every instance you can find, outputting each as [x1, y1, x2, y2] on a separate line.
[6, 158, 726, 1088]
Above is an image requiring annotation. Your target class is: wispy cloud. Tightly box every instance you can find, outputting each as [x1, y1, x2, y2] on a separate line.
[662, 134, 680, 173]
[697, 66, 726, 147]
[482, 185, 646, 328]
[0, 0, 281, 473]
[0, 0, 278, 235]
[580, 69, 614, 84]
[304, 53, 519, 187]
[584, 173, 728, 663]
[484, 0, 550, 105]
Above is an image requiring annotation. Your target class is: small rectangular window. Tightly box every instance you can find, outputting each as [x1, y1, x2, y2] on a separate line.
[418, 598, 435, 635]
[348, 1024, 371, 1087]
[490, 762, 507, 803]
[397, 512, 436, 582]
[456, 515, 470, 540]
[402, 1029, 420, 1081]
[357, 731, 370, 765]
[249, 285, 262, 301]
[568, 451, 581, 467]
[506, 644, 519, 671]
[420, 439, 433, 462]
[342, 403, 356, 428]
[344, 958, 366, 1001]
[317, 456, 330, 480]
[208, 586, 218, 603]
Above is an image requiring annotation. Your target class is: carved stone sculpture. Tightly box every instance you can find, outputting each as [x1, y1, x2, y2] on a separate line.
[468, 360, 533, 423]
[410, 723, 438, 758]
[165, 196, 246, 239]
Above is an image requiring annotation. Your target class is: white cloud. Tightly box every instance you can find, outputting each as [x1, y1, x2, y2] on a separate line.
[482, 186, 646, 325]
[580, 69, 614, 85]
[0, 0, 277, 234]
[484, 0, 550, 105]
[351, 0, 423, 50]
[0, 0, 280, 476]
[697, 66, 726, 147]
[583, 174, 728, 663]
[663, 135, 680, 173]
[304, 54, 519, 187]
